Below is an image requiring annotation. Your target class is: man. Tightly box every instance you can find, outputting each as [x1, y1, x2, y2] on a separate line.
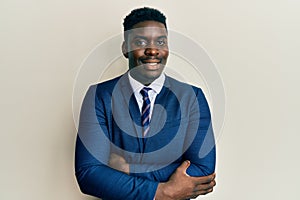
[75, 7, 216, 200]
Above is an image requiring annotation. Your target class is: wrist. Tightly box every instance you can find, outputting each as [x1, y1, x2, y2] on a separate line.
[155, 183, 173, 200]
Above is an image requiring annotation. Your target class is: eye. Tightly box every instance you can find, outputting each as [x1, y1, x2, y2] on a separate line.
[134, 39, 147, 47]
[157, 39, 167, 46]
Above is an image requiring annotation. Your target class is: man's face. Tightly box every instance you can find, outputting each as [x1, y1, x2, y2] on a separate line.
[122, 21, 169, 85]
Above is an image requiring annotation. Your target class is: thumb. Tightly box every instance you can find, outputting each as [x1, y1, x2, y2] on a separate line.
[178, 160, 191, 173]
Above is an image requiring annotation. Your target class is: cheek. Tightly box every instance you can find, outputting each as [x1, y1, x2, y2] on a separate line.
[162, 50, 169, 59]
[131, 49, 144, 60]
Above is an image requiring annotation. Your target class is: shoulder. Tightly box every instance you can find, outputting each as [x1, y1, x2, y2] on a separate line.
[95, 75, 122, 90]
[82, 75, 125, 103]
[165, 75, 210, 110]
[165, 75, 204, 97]
[164, 75, 211, 117]
[86, 75, 124, 95]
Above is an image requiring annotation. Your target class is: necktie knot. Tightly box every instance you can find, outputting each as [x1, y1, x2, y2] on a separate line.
[140, 87, 151, 99]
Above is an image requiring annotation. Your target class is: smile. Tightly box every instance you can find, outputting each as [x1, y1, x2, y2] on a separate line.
[141, 59, 161, 65]
[141, 61, 160, 68]
[147, 62, 159, 66]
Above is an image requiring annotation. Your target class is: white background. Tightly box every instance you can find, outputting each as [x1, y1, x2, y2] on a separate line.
[1, 0, 299, 199]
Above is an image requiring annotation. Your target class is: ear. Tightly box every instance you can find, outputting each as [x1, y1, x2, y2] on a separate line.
[122, 41, 128, 58]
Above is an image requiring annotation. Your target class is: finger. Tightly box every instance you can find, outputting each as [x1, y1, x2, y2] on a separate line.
[185, 180, 215, 199]
[189, 186, 214, 199]
[192, 186, 214, 197]
[195, 180, 216, 191]
[192, 173, 216, 184]
[203, 187, 214, 195]
[110, 153, 126, 161]
[199, 187, 214, 195]
[177, 160, 191, 174]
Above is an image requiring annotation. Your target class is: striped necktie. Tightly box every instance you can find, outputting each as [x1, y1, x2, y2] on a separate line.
[140, 87, 151, 137]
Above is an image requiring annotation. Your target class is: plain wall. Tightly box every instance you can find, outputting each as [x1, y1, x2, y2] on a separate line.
[1, 0, 299, 199]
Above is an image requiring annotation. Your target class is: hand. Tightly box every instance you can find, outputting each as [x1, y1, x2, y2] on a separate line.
[108, 153, 130, 174]
[155, 160, 216, 200]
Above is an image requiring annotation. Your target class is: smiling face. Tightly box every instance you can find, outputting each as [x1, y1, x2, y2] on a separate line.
[122, 21, 169, 85]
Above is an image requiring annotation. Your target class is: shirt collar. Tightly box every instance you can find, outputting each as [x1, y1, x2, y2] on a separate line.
[128, 72, 165, 94]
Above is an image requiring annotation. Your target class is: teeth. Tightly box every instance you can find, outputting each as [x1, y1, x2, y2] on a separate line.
[147, 63, 158, 66]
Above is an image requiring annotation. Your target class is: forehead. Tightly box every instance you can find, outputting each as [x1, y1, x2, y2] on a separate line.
[127, 21, 168, 39]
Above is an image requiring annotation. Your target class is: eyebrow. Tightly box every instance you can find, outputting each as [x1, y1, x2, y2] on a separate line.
[132, 35, 148, 40]
[132, 35, 168, 40]
[157, 36, 168, 40]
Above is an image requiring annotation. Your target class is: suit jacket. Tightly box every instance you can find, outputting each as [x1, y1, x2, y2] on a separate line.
[75, 73, 216, 200]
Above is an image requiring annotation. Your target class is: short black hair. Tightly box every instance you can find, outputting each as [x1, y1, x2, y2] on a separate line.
[123, 7, 167, 32]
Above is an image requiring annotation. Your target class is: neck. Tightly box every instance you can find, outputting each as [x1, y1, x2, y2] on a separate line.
[129, 72, 156, 86]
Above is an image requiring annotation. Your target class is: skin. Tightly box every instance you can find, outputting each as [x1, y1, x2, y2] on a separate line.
[122, 21, 169, 85]
[109, 20, 216, 199]
[155, 161, 216, 200]
[109, 155, 216, 200]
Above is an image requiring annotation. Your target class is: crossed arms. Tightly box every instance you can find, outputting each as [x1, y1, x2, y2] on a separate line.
[75, 83, 216, 200]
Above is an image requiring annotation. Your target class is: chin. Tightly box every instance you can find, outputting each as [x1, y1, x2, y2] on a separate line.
[144, 70, 162, 79]
[129, 65, 164, 84]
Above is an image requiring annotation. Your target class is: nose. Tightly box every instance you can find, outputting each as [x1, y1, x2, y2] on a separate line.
[144, 47, 159, 56]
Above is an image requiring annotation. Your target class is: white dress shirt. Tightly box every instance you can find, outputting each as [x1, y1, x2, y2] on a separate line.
[128, 72, 165, 119]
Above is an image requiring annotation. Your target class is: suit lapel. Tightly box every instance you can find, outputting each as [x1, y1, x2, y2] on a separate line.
[143, 77, 171, 150]
[118, 73, 144, 152]
[119, 73, 141, 126]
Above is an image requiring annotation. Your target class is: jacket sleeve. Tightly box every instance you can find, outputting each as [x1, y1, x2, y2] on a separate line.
[183, 88, 216, 177]
[75, 85, 159, 200]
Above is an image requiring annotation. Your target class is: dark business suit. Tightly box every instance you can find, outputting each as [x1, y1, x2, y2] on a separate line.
[75, 73, 216, 200]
